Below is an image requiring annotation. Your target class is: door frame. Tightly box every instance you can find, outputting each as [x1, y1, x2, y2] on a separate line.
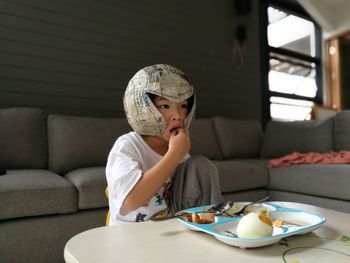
[325, 30, 350, 110]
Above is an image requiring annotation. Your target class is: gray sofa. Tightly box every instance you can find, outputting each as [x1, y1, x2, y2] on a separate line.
[1, 107, 350, 263]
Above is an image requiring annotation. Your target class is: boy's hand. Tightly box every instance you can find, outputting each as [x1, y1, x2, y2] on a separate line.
[168, 128, 191, 161]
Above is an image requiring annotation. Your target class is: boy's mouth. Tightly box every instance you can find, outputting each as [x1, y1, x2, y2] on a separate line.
[169, 126, 182, 134]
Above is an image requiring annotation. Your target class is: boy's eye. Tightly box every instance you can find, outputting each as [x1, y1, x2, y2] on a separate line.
[181, 103, 189, 109]
[158, 104, 169, 109]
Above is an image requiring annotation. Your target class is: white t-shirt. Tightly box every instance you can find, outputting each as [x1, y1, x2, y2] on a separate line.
[106, 132, 189, 225]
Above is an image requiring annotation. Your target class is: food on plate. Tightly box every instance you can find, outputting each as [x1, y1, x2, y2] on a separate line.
[222, 203, 245, 216]
[243, 204, 269, 215]
[273, 218, 283, 227]
[179, 212, 215, 224]
[222, 203, 269, 217]
[273, 218, 305, 227]
[236, 212, 273, 238]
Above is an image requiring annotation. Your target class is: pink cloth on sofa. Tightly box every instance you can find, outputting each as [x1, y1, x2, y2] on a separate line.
[267, 151, 350, 168]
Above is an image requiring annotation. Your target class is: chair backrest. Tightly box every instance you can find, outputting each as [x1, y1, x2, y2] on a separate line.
[105, 187, 110, 226]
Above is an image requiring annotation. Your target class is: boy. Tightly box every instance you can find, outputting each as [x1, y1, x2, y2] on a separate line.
[106, 64, 222, 224]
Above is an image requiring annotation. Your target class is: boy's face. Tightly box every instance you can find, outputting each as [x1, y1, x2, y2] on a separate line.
[152, 95, 189, 141]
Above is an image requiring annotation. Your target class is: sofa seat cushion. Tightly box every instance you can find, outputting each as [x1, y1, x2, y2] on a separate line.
[65, 167, 107, 209]
[213, 159, 268, 193]
[268, 164, 350, 200]
[0, 170, 77, 220]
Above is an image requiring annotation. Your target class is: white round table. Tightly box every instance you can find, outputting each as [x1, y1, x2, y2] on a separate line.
[64, 202, 350, 263]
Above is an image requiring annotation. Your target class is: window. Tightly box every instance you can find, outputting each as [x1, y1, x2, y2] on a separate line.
[261, 1, 322, 122]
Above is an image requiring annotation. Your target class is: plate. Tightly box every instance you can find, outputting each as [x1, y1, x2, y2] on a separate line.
[176, 202, 326, 248]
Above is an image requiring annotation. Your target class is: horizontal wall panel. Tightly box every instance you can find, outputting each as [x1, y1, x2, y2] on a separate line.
[0, 51, 128, 79]
[0, 1, 230, 61]
[0, 92, 118, 110]
[0, 64, 119, 89]
[0, 39, 130, 69]
[0, 26, 153, 65]
[0, 0, 262, 120]
[0, 78, 122, 100]
[0, 22, 232, 73]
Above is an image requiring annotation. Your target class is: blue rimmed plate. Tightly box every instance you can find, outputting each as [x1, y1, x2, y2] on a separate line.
[176, 203, 326, 248]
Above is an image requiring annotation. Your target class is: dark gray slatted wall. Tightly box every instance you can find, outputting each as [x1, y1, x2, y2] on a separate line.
[0, 0, 261, 119]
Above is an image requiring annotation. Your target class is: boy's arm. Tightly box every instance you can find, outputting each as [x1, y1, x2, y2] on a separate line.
[123, 129, 190, 212]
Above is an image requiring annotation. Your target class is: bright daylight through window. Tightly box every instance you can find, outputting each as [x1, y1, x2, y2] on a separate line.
[266, 4, 321, 121]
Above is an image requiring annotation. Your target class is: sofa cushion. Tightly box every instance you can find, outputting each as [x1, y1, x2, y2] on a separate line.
[260, 118, 334, 159]
[0, 170, 77, 220]
[213, 159, 268, 193]
[334, 111, 350, 151]
[189, 118, 223, 160]
[223, 190, 268, 203]
[268, 190, 350, 213]
[48, 115, 131, 174]
[268, 164, 350, 200]
[212, 117, 263, 159]
[0, 107, 47, 169]
[65, 167, 108, 209]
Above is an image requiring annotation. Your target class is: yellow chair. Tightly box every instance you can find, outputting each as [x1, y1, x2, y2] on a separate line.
[105, 187, 110, 226]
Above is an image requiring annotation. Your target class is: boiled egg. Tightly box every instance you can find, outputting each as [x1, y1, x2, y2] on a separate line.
[236, 212, 273, 238]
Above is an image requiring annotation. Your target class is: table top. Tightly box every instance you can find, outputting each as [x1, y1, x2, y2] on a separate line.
[64, 202, 350, 263]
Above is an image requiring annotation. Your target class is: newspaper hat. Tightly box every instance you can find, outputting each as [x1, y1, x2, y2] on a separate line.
[123, 64, 196, 136]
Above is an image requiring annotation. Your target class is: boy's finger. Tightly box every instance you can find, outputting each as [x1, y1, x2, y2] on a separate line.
[181, 128, 189, 136]
[179, 128, 188, 136]
[170, 130, 177, 136]
[171, 129, 179, 136]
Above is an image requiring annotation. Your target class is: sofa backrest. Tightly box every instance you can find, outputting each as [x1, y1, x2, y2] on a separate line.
[260, 117, 334, 159]
[189, 118, 223, 160]
[48, 115, 131, 174]
[334, 111, 350, 151]
[212, 116, 263, 159]
[0, 107, 48, 170]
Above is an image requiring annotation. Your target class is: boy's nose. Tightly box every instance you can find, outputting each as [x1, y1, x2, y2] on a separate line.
[171, 108, 182, 121]
[171, 115, 181, 121]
